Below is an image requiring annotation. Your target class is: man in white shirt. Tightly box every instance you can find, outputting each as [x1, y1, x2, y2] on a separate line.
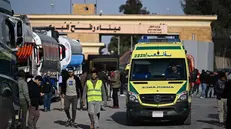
[61, 68, 82, 127]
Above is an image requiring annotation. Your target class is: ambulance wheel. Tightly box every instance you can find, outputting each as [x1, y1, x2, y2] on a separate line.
[126, 111, 138, 126]
[126, 116, 133, 126]
[183, 110, 191, 125]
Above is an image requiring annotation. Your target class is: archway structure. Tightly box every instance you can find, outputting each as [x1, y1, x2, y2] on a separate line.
[23, 14, 217, 59]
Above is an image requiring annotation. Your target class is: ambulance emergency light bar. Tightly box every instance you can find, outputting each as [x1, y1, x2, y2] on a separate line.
[138, 35, 181, 43]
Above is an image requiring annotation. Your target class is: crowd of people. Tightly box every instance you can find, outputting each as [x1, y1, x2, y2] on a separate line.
[190, 69, 231, 128]
[58, 67, 128, 129]
[17, 67, 128, 129]
[191, 69, 219, 98]
[17, 66, 231, 129]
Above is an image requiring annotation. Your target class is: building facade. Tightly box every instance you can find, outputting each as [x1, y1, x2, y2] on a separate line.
[21, 4, 217, 60]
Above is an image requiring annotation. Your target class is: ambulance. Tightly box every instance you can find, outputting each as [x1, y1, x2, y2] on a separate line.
[126, 35, 191, 125]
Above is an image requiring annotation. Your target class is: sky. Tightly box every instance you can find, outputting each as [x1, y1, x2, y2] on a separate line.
[11, 0, 185, 53]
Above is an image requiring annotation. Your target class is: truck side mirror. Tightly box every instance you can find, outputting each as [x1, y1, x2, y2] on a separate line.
[16, 20, 23, 46]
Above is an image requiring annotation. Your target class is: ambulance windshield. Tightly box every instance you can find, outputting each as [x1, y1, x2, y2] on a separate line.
[130, 58, 187, 81]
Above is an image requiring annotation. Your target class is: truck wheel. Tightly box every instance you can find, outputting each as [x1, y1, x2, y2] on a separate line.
[183, 110, 191, 125]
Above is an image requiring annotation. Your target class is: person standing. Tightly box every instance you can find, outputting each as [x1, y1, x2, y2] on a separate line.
[42, 75, 52, 112]
[98, 68, 108, 110]
[200, 70, 207, 98]
[98, 68, 108, 95]
[191, 69, 198, 95]
[215, 71, 228, 127]
[109, 69, 121, 108]
[60, 70, 69, 110]
[120, 69, 126, 96]
[18, 70, 31, 129]
[82, 70, 106, 129]
[61, 68, 82, 127]
[27, 76, 43, 129]
[80, 71, 88, 110]
[207, 72, 217, 98]
[226, 78, 231, 129]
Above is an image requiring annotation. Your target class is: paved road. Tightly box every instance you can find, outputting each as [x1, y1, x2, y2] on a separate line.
[37, 96, 225, 129]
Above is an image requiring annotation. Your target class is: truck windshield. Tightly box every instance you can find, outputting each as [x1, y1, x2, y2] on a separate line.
[130, 58, 187, 81]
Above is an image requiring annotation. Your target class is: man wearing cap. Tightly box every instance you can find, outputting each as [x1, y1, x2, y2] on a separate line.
[61, 68, 82, 127]
[27, 76, 43, 129]
[82, 70, 106, 129]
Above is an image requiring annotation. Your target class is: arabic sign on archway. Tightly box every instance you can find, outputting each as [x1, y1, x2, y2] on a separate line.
[53, 23, 168, 34]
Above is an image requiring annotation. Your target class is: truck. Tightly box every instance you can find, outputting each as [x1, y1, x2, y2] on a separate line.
[0, 0, 23, 128]
[32, 26, 66, 102]
[58, 33, 84, 74]
[126, 35, 191, 125]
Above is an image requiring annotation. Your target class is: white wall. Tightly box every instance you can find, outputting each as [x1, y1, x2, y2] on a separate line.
[183, 40, 214, 72]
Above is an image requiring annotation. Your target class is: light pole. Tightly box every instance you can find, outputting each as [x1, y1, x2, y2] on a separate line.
[70, 0, 72, 14]
[50, 0, 55, 14]
[166, 8, 170, 15]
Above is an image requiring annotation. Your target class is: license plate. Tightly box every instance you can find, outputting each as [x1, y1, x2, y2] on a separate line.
[152, 111, 163, 117]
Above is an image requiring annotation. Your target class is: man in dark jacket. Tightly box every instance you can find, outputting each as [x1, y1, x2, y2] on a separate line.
[61, 68, 82, 127]
[42, 74, 52, 112]
[207, 72, 217, 98]
[200, 70, 208, 98]
[226, 79, 231, 129]
[28, 76, 43, 129]
[215, 71, 228, 127]
[98, 69, 108, 99]
[97, 69, 108, 110]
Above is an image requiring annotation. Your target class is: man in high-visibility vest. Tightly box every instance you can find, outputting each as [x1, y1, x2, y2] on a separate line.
[82, 70, 107, 129]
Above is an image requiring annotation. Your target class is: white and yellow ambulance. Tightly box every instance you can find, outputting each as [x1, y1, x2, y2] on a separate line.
[126, 35, 191, 125]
